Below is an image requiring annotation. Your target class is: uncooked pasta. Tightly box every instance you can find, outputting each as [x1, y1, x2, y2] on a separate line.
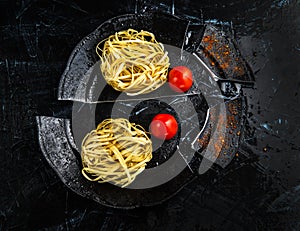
[81, 118, 152, 188]
[96, 29, 170, 95]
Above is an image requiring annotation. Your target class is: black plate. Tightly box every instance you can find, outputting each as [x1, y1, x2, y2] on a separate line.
[37, 11, 252, 208]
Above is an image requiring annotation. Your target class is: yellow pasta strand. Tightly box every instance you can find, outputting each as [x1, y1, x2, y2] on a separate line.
[96, 29, 170, 95]
[81, 118, 152, 188]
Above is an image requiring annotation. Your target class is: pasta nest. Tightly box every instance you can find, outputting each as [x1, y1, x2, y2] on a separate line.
[81, 118, 152, 188]
[96, 29, 170, 95]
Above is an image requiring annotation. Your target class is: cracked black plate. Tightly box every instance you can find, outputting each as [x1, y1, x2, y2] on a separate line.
[37, 11, 252, 208]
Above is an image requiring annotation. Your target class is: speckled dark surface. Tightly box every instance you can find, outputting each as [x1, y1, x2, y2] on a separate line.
[1, 0, 300, 230]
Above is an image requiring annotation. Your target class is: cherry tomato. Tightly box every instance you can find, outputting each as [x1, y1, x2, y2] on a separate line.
[150, 114, 178, 140]
[168, 66, 193, 93]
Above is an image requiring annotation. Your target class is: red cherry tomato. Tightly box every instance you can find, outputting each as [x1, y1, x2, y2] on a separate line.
[150, 114, 178, 140]
[168, 66, 193, 93]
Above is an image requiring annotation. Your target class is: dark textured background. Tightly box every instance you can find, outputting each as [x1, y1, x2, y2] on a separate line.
[1, 0, 300, 230]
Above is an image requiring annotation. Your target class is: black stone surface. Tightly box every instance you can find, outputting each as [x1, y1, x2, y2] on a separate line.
[1, 0, 300, 230]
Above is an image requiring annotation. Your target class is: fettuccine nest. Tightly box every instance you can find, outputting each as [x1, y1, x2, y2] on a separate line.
[81, 118, 152, 188]
[96, 29, 170, 95]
